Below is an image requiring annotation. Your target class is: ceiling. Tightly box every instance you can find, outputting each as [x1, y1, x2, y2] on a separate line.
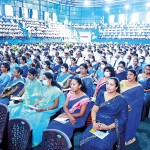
[50, 0, 148, 7]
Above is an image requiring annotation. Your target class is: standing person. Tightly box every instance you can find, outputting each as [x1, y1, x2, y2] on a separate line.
[80, 77, 128, 150]
[120, 70, 144, 145]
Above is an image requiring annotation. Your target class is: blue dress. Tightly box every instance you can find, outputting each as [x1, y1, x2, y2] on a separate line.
[0, 77, 25, 105]
[0, 72, 11, 94]
[9, 78, 43, 119]
[120, 80, 144, 143]
[69, 65, 79, 75]
[115, 71, 127, 82]
[80, 92, 128, 150]
[10, 63, 19, 75]
[20, 64, 29, 78]
[12, 86, 65, 147]
[47, 92, 93, 139]
[139, 78, 150, 120]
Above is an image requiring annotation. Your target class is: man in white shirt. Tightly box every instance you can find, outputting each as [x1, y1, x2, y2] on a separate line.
[76, 51, 85, 66]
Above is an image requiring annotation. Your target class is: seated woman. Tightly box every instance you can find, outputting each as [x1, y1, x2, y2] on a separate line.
[12, 72, 65, 147]
[93, 66, 115, 98]
[120, 69, 144, 145]
[80, 77, 128, 150]
[0, 67, 25, 105]
[47, 77, 92, 140]
[56, 63, 73, 89]
[39, 60, 53, 81]
[68, 57, 79, 75]
[52, 56, 63, 79]
[115, 61, 127, 81]
[138, 64, 150, 120]
[75, 63, 94, 97]
[86, 60, 94, 75]
[19, 56, 29, 78]
[0, 62, 11, 94]
[10, 56, 18, 75]
[9, 68, 43, 118]
[93, 61, 107, 83]
[32, 58, 41, 75]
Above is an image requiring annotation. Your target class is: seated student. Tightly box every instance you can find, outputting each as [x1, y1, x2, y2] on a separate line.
[68, 57, 79, 75]
[56, 63, 73, 89]
[0, 62, 11, 93]
[138, 64, 150, 120]
[9, 68, 43, 118]
[80, 77, 128, 150]
[120, 69, 144, 145]
[39, 60, 53, 81]
[115, 61, 127, 81]
[19, 56, 29, 78]
[75, 63, 94, 97]
[93, 66, 115, 98]
[0, 67, 25, 105]
[93, 61, 107, 83]
[10, 72, 65, 147]
[10, 56, 18, 75]
[47, 77, 92, 139]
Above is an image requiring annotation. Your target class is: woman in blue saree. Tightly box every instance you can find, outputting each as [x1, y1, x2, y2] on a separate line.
[19, 56, 29, 78]
[0, 67, 25, 105]
[75, 63, 94, 97]
[80, 77, 128, 150]
[47, 77, 93, 141]
[0, 62, 11, 94]
[14, 72, 65, 147]
[10, 56, 19, 75]
[9, 68, 43, 118]
[120, 69, 144, 145]
[56, 63, 73, 89]
[138, 64, 150, 120]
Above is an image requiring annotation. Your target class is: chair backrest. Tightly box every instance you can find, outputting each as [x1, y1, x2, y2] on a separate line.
[8, 118, 32, 150]
[42, 129, 72, 150]
[0, 104, 9, 144]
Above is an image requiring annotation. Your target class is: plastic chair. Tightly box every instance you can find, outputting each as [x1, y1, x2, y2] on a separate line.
[0, 104, 9, 144]
[41, 129, 72, 150]
[8, 118, 32, 150]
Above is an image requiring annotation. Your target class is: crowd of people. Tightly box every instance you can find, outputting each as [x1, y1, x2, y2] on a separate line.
[0, 42, 149, 149]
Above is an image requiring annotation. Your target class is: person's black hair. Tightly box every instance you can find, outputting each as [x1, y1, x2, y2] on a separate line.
[62, 63, 69, 71]
[11, 56, 18, 64]
[72, 77, 86, 93]
[128, 69, 138, 81]
[86, 60, 92, 67]
[109, 77, 120, 93]
[71, 57, 76, 62]
[4, 53, 10, 61]
[46, 55, 53, 62]
[104, 66, 115, 77]
[2, 62, 10, 71]
[118, 61, 126, 67]
[21, 56, 27, 63]
[33, 59, 41, 69]
[57, 56, 63, 64]
[28, 67, 37, 76]
[80, 63, 88, 70]
[14, 67, 23, 75]
[145, 64, 150, 68]
[44, 60, 51, 69]
[36, 55, 41, 61]
[26, 53, 31, 57]
[101, 60, 107, 66]
[44, 72, 61, 89]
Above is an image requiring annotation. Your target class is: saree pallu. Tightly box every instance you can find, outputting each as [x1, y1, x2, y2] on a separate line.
[80, 92, 128, 150]
[47, 95, 92, 139]
[139, 78, 150, 120]
[121, 85, 144, 142]
[0, 77, 25, 105]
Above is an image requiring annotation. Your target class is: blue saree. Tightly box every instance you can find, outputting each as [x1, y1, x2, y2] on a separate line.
[139, 78, 150, 120]
[80, 92, 128, 150]
[15, 86, 65, 147]
[47, 92, 93, 139]
[115, 71, 127, 82]
[120, 80, 144, 143]
[0, 77, 25, 105]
